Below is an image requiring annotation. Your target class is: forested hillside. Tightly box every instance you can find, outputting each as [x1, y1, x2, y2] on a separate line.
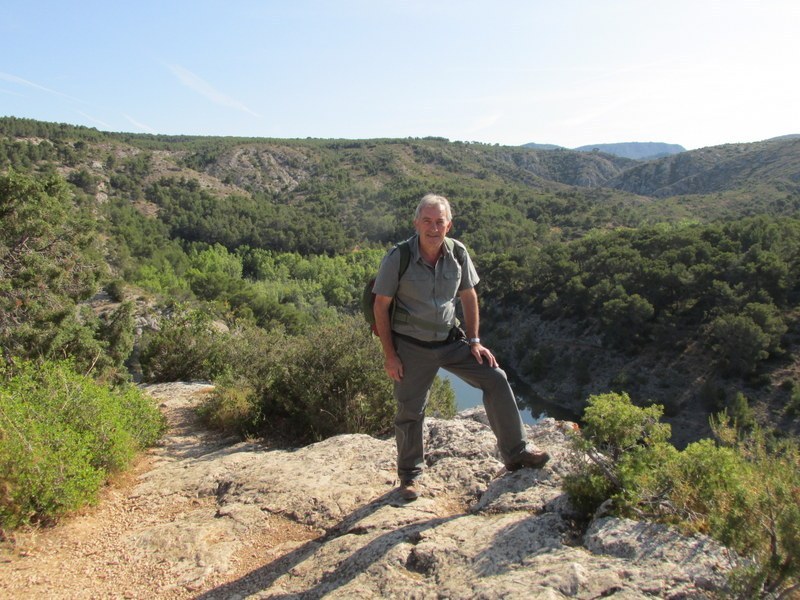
[606, 137, 800, 199]
[2, 115, 800, 449]
[4, 117, 800, 593]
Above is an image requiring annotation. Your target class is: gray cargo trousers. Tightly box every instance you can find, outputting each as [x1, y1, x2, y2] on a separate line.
[393, 335, 529, 482]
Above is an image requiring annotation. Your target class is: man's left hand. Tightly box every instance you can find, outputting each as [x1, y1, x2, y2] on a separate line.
[470, 343, 498, 368]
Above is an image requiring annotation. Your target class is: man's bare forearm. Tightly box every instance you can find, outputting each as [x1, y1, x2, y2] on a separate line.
[373, 295, 396, 358]
[459, 287, 480, 339]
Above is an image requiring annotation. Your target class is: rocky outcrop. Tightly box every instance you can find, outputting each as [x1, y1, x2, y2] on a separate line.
[202, 144, 318, 194]
[124, 383, 737, 599]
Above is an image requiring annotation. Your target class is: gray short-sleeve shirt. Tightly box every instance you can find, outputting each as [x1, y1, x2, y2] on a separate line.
[373, 235, 480, 342]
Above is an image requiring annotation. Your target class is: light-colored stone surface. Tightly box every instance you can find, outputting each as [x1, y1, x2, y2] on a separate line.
[0, 383, 738, 599]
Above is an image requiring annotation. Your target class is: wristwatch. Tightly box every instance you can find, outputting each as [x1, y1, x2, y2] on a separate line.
[468, 338, 481, 345]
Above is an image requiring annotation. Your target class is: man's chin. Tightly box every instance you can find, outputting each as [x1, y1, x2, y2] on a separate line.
[424, 235, 446, 244]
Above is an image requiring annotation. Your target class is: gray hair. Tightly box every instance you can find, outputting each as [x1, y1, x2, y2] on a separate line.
[415, 193, 453, 221]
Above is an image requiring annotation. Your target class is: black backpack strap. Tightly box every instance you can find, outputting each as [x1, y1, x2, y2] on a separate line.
[397, 240, 411, 279]
[446, 237, 466, 266]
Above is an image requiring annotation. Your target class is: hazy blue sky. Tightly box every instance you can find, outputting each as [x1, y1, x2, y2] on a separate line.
[2, 1, 798, 149]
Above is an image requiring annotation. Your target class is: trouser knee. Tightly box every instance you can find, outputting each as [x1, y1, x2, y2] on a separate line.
[479, 367, 512, 396]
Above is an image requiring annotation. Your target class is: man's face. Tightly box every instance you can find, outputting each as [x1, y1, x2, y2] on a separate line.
[414, 204, 452, 248]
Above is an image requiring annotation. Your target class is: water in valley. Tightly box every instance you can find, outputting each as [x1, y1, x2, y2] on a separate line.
[437, 368, 581, 426]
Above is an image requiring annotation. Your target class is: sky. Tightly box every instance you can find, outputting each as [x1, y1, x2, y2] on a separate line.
[2, 0, 799, 150]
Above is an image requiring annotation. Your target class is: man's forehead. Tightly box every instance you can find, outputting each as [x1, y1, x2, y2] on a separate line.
[416, 205, 449, 220]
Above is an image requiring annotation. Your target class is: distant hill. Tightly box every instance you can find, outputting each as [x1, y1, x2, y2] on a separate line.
[573, 142, 686, 161]
[2, 116, 798, 212]
[518, 136, 800, 201]
[519, 142, 565, 151]
[491, 146, 636, 187]
[522, 141, 685, 161]
[604, 137, 800, 197]
[768, 134, 800, 142]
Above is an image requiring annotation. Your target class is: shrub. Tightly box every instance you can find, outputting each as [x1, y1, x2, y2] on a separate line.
[0, 358, 165, 531]
[260, 313, 452, 441]
[694, 418, 800, 597]
[0, 171, 110, 373]
[788, 389, 800, 418]
[197, 374, 260, 437]
[200, 314, 456, 443]
[564, 392, 675, 517]
[565, 391, 800, 598]
[138, 306, 235, 382]
[707, 313, 770, 375]
[728, 392, 756, 430]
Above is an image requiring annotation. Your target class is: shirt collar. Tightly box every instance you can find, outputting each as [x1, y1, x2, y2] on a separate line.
[410, 233, 452, 263]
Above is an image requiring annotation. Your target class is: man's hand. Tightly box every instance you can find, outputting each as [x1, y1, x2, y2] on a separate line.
[470, 342, 498, 368]
[458, 288, 497, 367]
[384, 354, 404, 382]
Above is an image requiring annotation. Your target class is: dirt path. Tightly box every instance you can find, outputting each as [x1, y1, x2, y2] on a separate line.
[0, 383, 320, 599]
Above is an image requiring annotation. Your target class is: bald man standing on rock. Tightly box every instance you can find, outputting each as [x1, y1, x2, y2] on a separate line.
[373, 193, 550, 501]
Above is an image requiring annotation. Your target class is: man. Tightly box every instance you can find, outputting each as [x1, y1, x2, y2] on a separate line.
[373, 193, 550, 501]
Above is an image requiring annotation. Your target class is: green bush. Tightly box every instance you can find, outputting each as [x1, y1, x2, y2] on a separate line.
[681, 418, 800, 597]
[787, 388, 800, 417]
[0, 171, 114, 375]
[261, 313, 455, 441]
[707, 313, 771, 375]
[199, 314, 456, 442]
[565, 391, 800, 598]
[138, 306, 236, 382]
[197, 375, 260, 437]
[564, 392, 675, 515]
[0, 358, 165, 531]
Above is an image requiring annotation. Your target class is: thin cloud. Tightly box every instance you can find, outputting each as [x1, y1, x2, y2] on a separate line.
[0, 87, 26, 98]
[77, 111, 112, 129]
[167, 64, 262, 118]
[0, 71, 83, 102]
[123, 113, 157, 134]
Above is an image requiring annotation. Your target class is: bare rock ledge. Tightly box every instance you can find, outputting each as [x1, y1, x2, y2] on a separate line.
[134, 382, 737, 599]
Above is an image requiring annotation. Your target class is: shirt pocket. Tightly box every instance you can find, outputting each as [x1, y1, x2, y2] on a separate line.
[398, 268, 431, 304]
[439, 266, 462, 300]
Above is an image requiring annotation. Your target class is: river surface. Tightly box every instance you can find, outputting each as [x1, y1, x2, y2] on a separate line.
[438, 363, 582, 426]
[438, 369, 543, 425]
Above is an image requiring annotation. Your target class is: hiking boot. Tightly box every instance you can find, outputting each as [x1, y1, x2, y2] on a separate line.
[399, 480, 419, 501]
[505, 448, 550, 472]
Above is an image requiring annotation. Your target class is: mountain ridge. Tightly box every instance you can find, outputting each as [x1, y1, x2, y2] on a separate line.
[605, 137, 800, 197]
[3, 117, 798, 203]
[521, 140, 686, 160]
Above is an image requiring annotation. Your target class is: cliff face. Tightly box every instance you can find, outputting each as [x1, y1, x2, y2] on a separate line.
[1, 382, 737, 598]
